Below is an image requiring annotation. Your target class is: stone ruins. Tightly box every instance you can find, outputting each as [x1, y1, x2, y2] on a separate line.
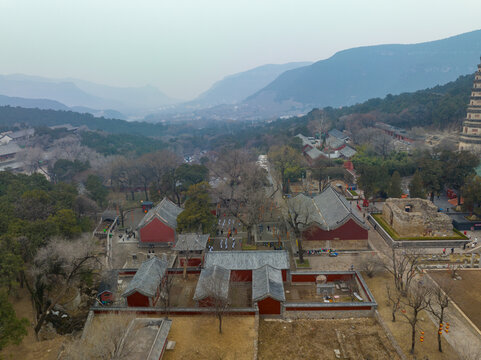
[382, 198, 453, 237]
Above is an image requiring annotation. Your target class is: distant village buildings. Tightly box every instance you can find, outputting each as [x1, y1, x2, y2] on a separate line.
[459, 57, 481, 152]
[296, 130, 357, 164]
[0, 128, 39, 172]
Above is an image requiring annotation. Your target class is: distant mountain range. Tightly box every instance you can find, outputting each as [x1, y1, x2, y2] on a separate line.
[2, 29, 481, 122]
[245, 29, 481, 114]
[190, 62, 312, 107]
[0, 94, 125, 119]
[0, 74, 177, 119]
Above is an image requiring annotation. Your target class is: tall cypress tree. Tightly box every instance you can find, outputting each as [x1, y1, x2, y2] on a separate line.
[409, 171, 425, 199]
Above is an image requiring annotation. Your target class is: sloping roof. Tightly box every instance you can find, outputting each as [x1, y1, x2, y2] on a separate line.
[137, 197, 183, 230]
[0, 161, 23, 171]
[0, 142, 21, 156]
[9, 128, 34, 139]
[326, 136, 345, 150]
[288, 186, 368, 231]
[120, 318, 172, 360]
[252, 265, 285, 302]
[204, 250, 290, 270]
[101, 210, 118, 222]
[122, 257, 168, 298]
[305, 147, 323, 161]
[174, 234, 209, 251]
[193, 265, 230, 301]
[98, 270, 118, 295]
[296, 134, 313, 147]
[328, 129, 349, 141]
[339, 146, 357, 158]
[49, 124, 79, 131]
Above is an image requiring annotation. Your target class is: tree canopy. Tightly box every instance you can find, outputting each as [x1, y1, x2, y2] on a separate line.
[177, 182, 216, 235]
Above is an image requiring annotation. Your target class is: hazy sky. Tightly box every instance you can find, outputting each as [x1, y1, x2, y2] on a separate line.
[0, 0, 480, 100]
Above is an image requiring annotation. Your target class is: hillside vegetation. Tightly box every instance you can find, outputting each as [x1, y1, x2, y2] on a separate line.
[247, 29, 481, 109]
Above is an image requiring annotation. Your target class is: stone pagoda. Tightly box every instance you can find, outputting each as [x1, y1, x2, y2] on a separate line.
[459, 57, 481, 153]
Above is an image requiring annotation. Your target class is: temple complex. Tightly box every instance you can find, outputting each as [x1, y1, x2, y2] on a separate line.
[459, 57, 481, 153]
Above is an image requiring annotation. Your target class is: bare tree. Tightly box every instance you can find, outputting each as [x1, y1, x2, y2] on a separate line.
[199, 268, 231, 334]
[400, 281, 431, 354]
[285, 196, 311, 264]
[17, 146, 49, 176]
[180, 251, 197, 280]
[160, 273, 175, 317]
[25, 236, 99, 338]
[346, 275, 359, 301]
[110, 156, 134, 198]
[373, 132, 394, 158]
[211, 150, 269, 244]
[358, 253, 382, 278]
[384, 248, 421, 295]
[132, 157, 153, 201]
[73, 195, 99, 218]
[62, 314, 138, 360]
[386, 284, 402, 322]
[427, 279, 451, 353]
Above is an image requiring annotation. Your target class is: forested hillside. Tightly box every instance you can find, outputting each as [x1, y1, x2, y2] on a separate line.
[0, 106, 167, 137]
[247, 29, 481, 110]
[0, 73, 473, 157]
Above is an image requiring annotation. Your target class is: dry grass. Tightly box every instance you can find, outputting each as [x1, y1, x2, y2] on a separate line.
[258, 318, 400, 360]
[428, 269, 481, 331]
[0, 289, 67, 360]
[364, 271, 460, 359]
[163, 315, 256, 360]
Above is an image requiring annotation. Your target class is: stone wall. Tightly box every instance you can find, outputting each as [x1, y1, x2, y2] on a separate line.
[303, 239, 368, 250]
[382, 198, 452, 237]
[283, 308, 375, 319]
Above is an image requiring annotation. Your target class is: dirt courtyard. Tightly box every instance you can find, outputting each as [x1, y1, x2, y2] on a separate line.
[428, 269, 481, 331]
[164, 315, 256, 360]
[364, 271, 460, 359]
[258, 318, 400, 360]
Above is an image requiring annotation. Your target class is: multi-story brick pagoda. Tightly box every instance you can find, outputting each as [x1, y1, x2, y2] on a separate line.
[459, 57, 481, 153]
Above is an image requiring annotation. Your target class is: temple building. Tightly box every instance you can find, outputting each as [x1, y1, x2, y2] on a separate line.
[459, 57, 481, 153]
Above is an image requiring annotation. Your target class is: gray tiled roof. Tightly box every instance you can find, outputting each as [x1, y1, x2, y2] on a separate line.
[204, 250, 290, 270]
[252, 265, 285, 302]
[122, 257, 168, 298]
[98, 270, 118, 295]
[305, 147, 323, 161]
[339, 146, 357, 158]
[296, 134, 313, 147]
[0, 142, 21, 156]
[328, 129, 349, 141]
[101, 210, 118, 222]
[326, 136, 345, 149]
[288, 186, 368, 231]
[137, 197, 183, 230]
[9, 128, 34, 139]
[174, 233, 209, 251]
[193, 265, 230, 301]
